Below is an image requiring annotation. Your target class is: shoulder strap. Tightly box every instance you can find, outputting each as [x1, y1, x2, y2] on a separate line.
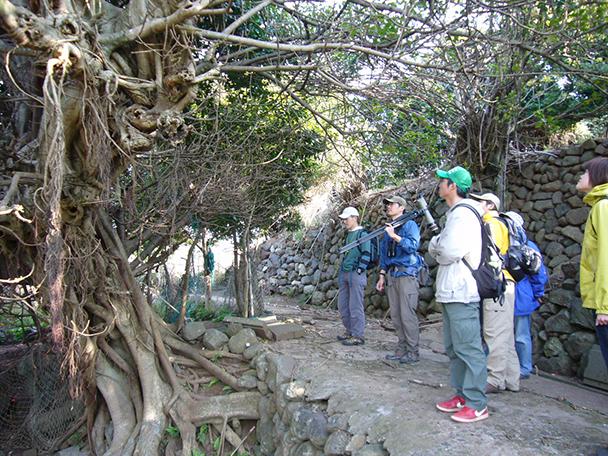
[355, 228, 368, 252]
[497, 213, 519, 238]
[457, 203, 483, 224]
[455, 204, 485, 271]
[457, 203, 502, 271]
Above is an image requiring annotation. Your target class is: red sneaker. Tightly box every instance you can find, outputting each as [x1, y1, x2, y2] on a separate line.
[450, 406, 489, 423]
[436, 396, 465, 413]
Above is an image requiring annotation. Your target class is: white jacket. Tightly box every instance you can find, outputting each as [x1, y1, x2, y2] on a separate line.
[428, 199, 483, 303]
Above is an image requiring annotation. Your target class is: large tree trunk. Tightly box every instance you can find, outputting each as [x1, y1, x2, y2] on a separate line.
[0, 0, 265, 452]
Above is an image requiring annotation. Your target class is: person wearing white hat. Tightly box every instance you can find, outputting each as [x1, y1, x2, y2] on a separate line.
[337, 206, 371, 346]
[470, 192, 520, 394]
[503, 211, 548, 380]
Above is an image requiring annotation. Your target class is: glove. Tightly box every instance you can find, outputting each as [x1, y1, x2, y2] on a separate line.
[357, 268, 363, 275]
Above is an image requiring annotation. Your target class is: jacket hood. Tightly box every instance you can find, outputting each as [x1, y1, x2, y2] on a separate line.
[583, 182, 608, 206]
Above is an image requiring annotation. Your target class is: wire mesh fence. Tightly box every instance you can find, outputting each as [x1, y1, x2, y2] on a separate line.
[0, 343, 84, 452]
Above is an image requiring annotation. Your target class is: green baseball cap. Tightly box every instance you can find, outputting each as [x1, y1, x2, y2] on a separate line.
[436, 166, 472, 192]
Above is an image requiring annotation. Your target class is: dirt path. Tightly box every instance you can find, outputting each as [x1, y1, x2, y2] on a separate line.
[262, 295, 608, 455]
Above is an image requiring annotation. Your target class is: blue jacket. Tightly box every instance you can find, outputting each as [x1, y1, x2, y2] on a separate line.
[379, 219, 422, 278]
[514, 240, 548, 316]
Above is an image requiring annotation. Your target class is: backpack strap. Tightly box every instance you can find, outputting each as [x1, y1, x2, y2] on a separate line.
[457, 203, 495, 272]
[458, 204, 507, 304]
[355, 228, 367, 253]
[354, 228, 373, 270]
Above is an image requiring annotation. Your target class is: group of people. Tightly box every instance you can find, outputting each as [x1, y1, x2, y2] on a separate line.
[336, 157, 608, 426]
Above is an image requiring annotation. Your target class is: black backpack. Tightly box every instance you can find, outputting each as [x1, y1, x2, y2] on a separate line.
[356, 229, 380, 270]
[499, 214, 542, 281]
[459, 204, 507, 301]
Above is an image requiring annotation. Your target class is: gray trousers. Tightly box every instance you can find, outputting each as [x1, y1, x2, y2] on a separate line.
[442, 302, 488, 411]
[386, 275, 419, 355]
[338, 271, 367, 338]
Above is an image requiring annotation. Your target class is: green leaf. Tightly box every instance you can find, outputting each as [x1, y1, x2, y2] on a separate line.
[212, 436, 221, 452]
[165, 426, 180, 437]
[197, 424, 208, 445]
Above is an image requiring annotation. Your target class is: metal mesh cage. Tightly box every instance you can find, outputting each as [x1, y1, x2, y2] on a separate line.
[0, 343, 84, 452]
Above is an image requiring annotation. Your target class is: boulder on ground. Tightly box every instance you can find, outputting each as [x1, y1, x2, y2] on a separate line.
[228, 328, 258, 354]
[202, 328, 229, 350]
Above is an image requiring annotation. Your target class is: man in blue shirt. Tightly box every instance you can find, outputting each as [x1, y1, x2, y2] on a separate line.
[375, 195, 422, 363]
[338, 206, 371, 346]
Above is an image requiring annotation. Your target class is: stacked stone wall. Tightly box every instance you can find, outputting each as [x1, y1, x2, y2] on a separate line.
[501, 138, 608, 376]
[257, 138, 608, 376]
[253, 352, 385, 455]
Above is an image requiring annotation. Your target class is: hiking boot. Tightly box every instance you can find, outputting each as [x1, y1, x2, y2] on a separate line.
[385, 352, 404, 361]
[399, 353, 419, 364]
[450, 406, 489, 423]
[336, 333, 351, 341]
[520, 373, 530, 380]
[342, 336, 365, 346]
[485, 383, 502, 394]
[436, 395, 465, 413]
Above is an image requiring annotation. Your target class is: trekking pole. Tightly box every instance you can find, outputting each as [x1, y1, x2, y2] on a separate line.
[338, 195, 439, 254]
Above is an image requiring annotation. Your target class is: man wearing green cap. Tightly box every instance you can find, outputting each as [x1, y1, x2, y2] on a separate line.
[429, 166, 489, 423]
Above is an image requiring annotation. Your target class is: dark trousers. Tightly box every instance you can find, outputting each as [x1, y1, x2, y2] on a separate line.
[596, 322, 608, 369]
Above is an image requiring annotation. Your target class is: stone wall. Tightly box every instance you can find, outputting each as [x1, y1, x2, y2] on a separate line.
[502, 138, 608, 376]
[256, 138, 608, 376]
[181, 320, 379, 455]
[253, 351, 386, 456]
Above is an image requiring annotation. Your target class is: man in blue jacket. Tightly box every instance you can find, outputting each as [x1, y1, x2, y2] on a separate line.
[504, 211, 548, 379]
[376, 195, 422, 364]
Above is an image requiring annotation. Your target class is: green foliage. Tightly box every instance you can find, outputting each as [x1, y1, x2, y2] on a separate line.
[212, 436, 221, 452]
[0, 311, 47, 345]
[349, 95, 451, 187]
[189, 81, 325, 239]
[165, 426, 180, 438]
[191, 305, 234, 323]
[222, 385, 234, 394]
[197, 424, 209, 445]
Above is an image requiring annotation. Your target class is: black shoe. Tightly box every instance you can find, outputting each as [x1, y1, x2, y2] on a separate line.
[385, 353, 403, 361]
[399, 353, 419, 364]
[342, 337, 365, 346]
[336, 333, 351, 341]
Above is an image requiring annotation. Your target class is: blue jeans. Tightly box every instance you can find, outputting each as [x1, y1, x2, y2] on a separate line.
[442, 302, 488, 411]
[514, 315, 533, 376]
[338, 271, 367, 338]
